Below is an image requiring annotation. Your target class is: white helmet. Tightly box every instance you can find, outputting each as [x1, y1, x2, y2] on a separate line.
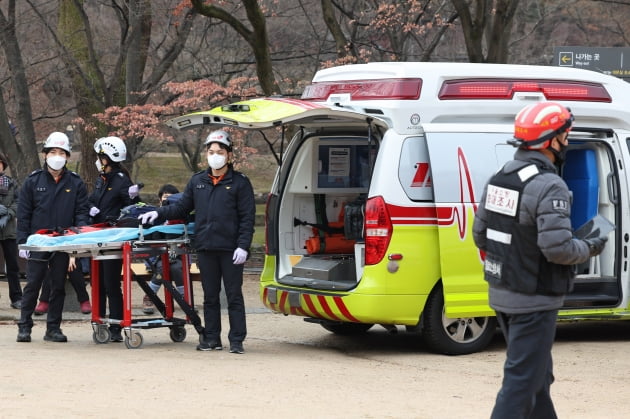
[94, 136, 127, 162]
[43, 132, 71, 154]
[204, 130, 232, 150]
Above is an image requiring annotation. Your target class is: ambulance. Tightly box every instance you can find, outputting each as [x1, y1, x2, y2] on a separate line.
[166, 62, 630, 354]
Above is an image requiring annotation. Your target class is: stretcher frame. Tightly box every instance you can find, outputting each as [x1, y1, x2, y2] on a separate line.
[20, 226, 203, 349]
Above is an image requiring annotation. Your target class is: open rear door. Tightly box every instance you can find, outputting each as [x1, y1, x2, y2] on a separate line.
[165, 97, 388, 131]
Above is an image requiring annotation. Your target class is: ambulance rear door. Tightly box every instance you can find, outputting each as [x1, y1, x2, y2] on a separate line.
[424, 125, 515, 318]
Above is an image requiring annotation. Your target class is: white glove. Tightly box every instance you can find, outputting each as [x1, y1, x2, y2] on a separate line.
[232, 248, 248, 265]
[19, 249, 30, 259]
[89, 207, 100, 217]
[138, 210, 159, 225]
[128, 184, 140, 199]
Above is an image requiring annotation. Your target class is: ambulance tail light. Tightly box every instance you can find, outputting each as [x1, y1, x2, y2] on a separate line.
[301, 78, 422, 101]
[364, 196, 393, 265]
[438, 79, 612, 102]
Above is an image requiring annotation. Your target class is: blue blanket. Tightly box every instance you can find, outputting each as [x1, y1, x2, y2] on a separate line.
[25, 223, 194, 248]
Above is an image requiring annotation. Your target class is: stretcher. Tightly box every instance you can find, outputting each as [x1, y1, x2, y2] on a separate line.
[20, 224, 204, 349]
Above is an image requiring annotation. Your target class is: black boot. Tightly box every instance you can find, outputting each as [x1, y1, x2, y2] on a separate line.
[43, 329, 68, 342]
[17, 325, 31, 342]
[110, 327, 123, 342]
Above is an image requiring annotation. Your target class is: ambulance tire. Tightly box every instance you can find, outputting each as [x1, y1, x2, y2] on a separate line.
[422, 283, 497, 355]
[320, 321, 374, 335]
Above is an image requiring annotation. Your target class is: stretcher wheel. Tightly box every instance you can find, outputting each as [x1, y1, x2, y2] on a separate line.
[169, 326, 187, 342]
[92, 326, 111, 344]
[125, 331, 143, 349]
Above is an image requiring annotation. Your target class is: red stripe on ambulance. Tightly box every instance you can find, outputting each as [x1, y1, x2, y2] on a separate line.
[333, 296, 360, 322]
[267, 97, 324, 110]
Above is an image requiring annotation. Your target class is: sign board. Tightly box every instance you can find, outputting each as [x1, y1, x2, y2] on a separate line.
[553, 47, 630, 79]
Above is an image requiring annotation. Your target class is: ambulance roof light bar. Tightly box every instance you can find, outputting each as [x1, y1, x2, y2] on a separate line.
[438, 79, 612, 102]
[301, 78, 422, 101]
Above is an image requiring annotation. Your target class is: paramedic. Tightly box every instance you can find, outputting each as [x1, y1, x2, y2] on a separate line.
[139, 130, 255, 354]
[472, 102, 607, 418]
[16, 132, 90, 342]
[0, 152, 22, 309]
[88, 136, 140, 342]
[141, 184, 185, 315]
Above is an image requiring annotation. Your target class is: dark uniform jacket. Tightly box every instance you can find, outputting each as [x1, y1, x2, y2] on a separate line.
[473, 149, 592, 311]
[17, 168, 89, 244]
[88, 169, 138, 223]
[0, 173, 19, 240]
[158, 167, 255, 252]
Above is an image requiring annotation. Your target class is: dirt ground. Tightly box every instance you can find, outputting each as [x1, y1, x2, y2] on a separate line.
[1, 275, 629, 418]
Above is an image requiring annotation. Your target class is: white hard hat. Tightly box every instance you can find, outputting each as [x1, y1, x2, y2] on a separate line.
[204, 130, 232, 150]
[43, 132, 71, 154]
[94, 136, 127, 162]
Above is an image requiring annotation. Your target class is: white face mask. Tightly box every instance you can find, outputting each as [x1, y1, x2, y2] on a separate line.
[47, 155, 66, 171]
[95, 159, 103, 172]
[207, 154, 227, 170]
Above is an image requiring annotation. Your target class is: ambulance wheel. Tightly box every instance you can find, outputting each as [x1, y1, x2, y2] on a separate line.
[169, 326, 187, 342]
[422, 283, 497, 355]
[125, 331, 144, 349]
[320, 321, 373, 335]
[92, 326, 110, 344]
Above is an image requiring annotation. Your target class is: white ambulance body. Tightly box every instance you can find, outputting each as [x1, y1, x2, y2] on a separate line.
[167, 62, 630, 354]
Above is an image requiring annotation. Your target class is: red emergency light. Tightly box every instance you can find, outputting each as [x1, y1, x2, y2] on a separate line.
[438, 79, 612, 102]
[301, 78, 422, 101]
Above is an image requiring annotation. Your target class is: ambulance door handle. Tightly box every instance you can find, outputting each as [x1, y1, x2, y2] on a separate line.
[607, 172, 618, 205]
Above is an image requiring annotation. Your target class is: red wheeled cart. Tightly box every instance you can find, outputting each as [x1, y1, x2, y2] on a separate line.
[90, 233, 203, 349]
[21, 225, 203, 349]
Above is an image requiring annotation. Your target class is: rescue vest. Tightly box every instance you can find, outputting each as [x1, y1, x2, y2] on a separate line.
[483, 162, 574, 296]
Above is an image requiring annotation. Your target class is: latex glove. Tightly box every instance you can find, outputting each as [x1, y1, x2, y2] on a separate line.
[138, 210, 159, 225]
[585, 237, 607, 257]
[18, 249, 29, 259]
[68, 257, 77, 272]
[0, 214, 9, 229]
[128, 184, 140, 199]
[232, 248, 248, 265]
[89, 206, 100, 217]
[0, 204, 7, 216]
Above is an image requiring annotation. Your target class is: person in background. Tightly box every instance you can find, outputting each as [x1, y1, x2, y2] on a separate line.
[139, 130, 255, 354]
[142, 183, 185, 315]
[16, 132, 89, 342]
[33, 256, 91, 315]
[88, 136, 140, 342]
[0, 152, 22, 309]
[472, 102, 607, 418]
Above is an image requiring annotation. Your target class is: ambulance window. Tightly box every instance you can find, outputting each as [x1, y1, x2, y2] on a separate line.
[399, 136, 434, 201]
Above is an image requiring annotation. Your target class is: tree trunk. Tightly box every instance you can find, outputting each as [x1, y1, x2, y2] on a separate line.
[191, 0, 280, 95]
[0, 1, 41, 180]
[321, 0, 354, 59]
[451, 0, 520, 63]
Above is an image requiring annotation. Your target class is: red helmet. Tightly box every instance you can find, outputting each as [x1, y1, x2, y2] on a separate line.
[513, 102, 574, 150]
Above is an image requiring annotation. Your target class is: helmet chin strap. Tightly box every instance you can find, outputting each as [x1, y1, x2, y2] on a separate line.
[548, 138, 568, 166]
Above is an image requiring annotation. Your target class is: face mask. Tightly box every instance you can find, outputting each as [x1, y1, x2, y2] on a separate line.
[47, 155, 66, 171]
[207, 154, 227, 170]
[95, 159, 103, 172]
[551, 139, 569, 167]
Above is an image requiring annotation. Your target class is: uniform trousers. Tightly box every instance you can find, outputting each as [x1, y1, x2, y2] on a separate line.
[196, 250, 246, 344]
[491, 309, 559, 419]
[98, 258, 123, 331]
[18, 252, 69, 331]
[1, 238, 22, 303]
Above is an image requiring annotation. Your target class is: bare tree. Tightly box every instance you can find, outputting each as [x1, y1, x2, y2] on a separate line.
[450, 0, 520, 63]
[190, 0, 280, 95]
[0, 1, 40, 180]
